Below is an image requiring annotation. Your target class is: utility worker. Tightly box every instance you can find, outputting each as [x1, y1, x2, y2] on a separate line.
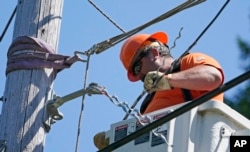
[120, 31, 224, 114]
[93, 31, 224, 149]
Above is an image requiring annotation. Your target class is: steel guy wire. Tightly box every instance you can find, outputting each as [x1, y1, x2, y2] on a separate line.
[83, 0, 205, 55]
[69, 0, 216, 150]
[79, 2, 206, 120]
[0, 6, 16, 42]
[88, 0, 126, 33]
[128, 0, 229, 118]
[74, 52, 92, 152]
[98, 1, 231, 151]
[151, 0, 230, 92]
[98, 61, 250, 152]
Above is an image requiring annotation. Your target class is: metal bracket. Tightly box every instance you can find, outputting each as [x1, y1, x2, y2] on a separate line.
[220, 125, 234, 137]
[46, 95, 64, 121]
[46, 83, 106, 121]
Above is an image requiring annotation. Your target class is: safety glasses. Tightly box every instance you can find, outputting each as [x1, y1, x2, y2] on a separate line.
[132, 50, 149, 76]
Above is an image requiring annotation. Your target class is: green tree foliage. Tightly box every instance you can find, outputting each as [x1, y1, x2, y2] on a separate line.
[224, 36, 250, 119]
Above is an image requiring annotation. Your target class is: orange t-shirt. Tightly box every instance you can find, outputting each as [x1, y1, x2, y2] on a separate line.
[143, 52, 224, 114]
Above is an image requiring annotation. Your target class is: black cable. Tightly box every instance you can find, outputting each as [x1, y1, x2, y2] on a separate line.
[98, 70, 250, 152]
[0, 6, 17, 42]
[166, 0, 230, 75]
[99, 1, 232, 151]
[123, 0, 231, 121]
[94, 0, 205, 54]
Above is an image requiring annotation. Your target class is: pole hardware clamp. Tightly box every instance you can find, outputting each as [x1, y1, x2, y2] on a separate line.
[46, 83, 106, 121]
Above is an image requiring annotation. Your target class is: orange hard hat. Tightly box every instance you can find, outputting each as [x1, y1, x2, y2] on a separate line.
[120, 31, 168, 82]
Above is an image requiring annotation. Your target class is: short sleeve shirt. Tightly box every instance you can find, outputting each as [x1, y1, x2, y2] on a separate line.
[143, 52, 224, 114]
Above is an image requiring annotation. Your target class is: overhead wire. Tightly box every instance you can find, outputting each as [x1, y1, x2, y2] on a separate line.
[88, 0, 126, 33]
[1, 0, 221, 152]
[122, 27, 184, 120]
[97, 0, 235, 151]
[98, 70, 250, 152]
[74, 51, 92, 152]
[0, 6, 17, 42]
[152, 0, 231, 92]
[73, 0, 127, 149]
[123, 0, 230, 126]
[73, 0, 227, 151]
[78, 0, 206, 123]
[84, 0, 206, 55]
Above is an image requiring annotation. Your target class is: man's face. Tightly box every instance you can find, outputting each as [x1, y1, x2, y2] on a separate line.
[131, 48, 161, 81]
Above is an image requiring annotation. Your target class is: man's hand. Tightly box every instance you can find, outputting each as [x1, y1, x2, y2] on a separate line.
[144, 71, 172, 92]
[93, 131, 109, 150]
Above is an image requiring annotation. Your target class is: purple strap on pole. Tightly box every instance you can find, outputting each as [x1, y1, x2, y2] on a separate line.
[6, 36, 82, 75]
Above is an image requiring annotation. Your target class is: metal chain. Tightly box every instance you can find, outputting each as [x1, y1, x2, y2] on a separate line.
[101, 88, 171, 145]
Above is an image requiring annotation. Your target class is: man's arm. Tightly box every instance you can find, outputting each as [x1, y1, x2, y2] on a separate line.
[168, 65, 223, 91]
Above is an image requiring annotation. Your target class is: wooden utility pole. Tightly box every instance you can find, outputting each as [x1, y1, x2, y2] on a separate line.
[0, 0, 63, 151]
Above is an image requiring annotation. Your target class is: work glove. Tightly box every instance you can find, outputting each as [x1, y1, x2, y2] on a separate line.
[93, 131, 109, 150]
[144, 71, 172, 92]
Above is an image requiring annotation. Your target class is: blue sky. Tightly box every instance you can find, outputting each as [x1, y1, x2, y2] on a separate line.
[0, 0, 250, 151]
